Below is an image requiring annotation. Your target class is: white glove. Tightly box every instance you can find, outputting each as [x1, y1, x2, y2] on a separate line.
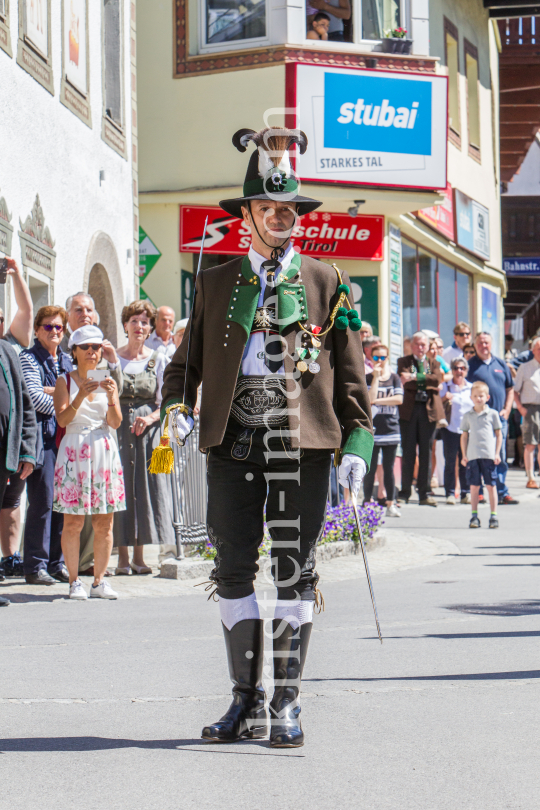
[338, 454, 367, 498]
[170, 409, 194, 447]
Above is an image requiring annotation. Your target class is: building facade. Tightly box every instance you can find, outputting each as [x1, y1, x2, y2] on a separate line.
[138, 0, 505, 357]
[0, 0, 138, 343]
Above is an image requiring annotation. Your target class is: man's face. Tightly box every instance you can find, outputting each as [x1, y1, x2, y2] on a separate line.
[69, 295, 94, 331]
[156, 306, 175, 339]
[411, 337, 428, 358]
[360, 325, 372, 342]
[475, 334, 492, 360]
[532, 341, 540, 362]
[242, 200, 298, 249]
[454, 326, 471, 349]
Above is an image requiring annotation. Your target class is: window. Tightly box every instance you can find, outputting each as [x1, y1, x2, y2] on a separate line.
[401, 239, 473, 344]
[444, 18, 460, 144]
[464, 39, 480, 158]
[102, 0, 126, 157]
[204, 0, 266, 48]
[103, 0, 122, 126]
[0, 0, 11, 57]
[402, 239, 418, 338]
[16, 0, 53, 91]
[362, 0, 401, 40]
[60, 0, 91, 126]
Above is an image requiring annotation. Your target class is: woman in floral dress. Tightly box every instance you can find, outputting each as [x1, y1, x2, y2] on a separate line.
[53, 326, 125, 600]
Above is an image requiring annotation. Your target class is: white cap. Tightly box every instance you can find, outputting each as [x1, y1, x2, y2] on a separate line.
[174, 318, 189, 333]
[422, 329, 439, 340]
[68, 325, 105, 348]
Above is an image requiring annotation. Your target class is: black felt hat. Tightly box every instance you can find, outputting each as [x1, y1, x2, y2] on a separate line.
[219, 128, 322, 219]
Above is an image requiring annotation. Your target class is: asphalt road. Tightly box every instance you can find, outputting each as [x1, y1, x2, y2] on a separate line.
[1, 473, 539, 810]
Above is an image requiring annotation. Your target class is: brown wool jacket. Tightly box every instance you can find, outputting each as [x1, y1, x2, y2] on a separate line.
[161, 254, 374, 466]
[397, 354, 445, 423]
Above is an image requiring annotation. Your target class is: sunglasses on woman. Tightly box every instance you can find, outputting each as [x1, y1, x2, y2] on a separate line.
[41, 324, 63, 332]
[77, 343, 102, 351]
[372, 355, 388, 362]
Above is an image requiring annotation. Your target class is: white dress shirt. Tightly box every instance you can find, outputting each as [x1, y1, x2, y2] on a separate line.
[240, 244, 296, 377]
[514, 358, 540, 405]
[145, 331, 176, 359]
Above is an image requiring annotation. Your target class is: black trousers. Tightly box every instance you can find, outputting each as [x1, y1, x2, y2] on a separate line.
[441, 428, 469, 497]
[23, 441, 64, 576]
[363, 443, 398, 503]
[206, 419, 331, 601]
[399, 403, 436, 501]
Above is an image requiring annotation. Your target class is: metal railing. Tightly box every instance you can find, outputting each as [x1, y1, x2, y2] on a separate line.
[170, 418, 207, 558]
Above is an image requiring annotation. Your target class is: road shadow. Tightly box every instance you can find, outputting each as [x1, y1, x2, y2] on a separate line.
[0, 593, 66, 603]
[364, 631, 540, 640]
[445, 600, 540, 616]
[0, 736, 303, 757]
[304, 669, 540, 683]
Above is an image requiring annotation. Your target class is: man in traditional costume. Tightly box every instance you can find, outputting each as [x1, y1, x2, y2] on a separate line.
[160, 127, 373, 748]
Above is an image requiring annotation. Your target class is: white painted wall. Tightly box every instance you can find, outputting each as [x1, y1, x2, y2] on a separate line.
[0, 0, 135, 336]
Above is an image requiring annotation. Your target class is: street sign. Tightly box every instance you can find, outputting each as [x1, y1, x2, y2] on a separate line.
[503, 257, 540, 276]
[139, 226, 162, 288]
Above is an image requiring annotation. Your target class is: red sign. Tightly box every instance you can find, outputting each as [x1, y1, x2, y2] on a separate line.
[416, 183, 455, 241]
[180, 206, 384, 261]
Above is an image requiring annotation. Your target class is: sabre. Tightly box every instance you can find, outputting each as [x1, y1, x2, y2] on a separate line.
[349, 474, 383, 644]
[181, 216, 208, 410]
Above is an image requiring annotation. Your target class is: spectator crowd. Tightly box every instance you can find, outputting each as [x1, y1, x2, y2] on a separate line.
[362, 319, 535, 529]
[0, 256, 536, 604]
[0, 259, 184, 605]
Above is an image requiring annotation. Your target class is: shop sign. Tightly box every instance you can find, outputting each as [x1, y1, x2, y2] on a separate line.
[289, 64, 448, 190]
[416, 183, 454, 240]
[480, 285, 501, 355]
[389, 224, 403, 369]
[454, 190, 490, 260]
[180, 206, 384, 260]
[503, 257, 540, 276]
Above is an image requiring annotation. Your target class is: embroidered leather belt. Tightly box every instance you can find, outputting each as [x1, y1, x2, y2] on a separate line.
[230, 375, 288, 428]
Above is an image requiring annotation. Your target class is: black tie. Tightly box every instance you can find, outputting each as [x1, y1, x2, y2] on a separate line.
[261, 259, 282, 374]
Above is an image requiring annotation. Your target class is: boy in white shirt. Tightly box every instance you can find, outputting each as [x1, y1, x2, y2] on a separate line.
[460, 381, 502, 529]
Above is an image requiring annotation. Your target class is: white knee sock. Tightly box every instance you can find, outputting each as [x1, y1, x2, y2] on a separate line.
[274, 600, 314, 630]
[219, 593, 260, 631]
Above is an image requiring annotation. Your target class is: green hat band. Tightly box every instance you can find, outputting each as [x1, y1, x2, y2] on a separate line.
[243, 174, 299, 198]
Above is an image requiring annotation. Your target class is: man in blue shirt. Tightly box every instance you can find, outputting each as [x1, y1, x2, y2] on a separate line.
[467, 332, 517, 504]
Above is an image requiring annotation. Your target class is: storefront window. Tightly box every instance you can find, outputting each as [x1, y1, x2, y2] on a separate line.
[418, 249, 437, 334]
[402, 239, 418, 338]
[205, 0, 266, 46]
[401, 239, 473, 345]
[362, 0, 401, 40]
[457, 269, 472, 326]
[438, 261, 457, 345]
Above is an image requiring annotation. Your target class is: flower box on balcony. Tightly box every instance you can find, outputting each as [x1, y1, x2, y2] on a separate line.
[380, 37, 413, 54]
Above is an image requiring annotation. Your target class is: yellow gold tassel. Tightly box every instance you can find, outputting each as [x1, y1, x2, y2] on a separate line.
[148, 413, 175, 474]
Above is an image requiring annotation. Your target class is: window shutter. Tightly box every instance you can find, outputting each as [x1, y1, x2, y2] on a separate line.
[104, 0, 122, 126]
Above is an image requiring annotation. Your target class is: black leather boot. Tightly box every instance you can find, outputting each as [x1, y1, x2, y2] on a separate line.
[201, 619, 267, 742]
[269, 620, 312, 748]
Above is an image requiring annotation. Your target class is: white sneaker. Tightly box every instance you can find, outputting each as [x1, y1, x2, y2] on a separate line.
[69, 579, 88, 600]
[446, 495, 456, 505]
[90, 580, 118, 600]
[386, 504, 401, 518]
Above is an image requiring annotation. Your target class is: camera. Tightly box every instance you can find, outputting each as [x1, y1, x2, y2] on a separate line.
[0, 258, 8, 284]
[415, 390, 429, 403]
